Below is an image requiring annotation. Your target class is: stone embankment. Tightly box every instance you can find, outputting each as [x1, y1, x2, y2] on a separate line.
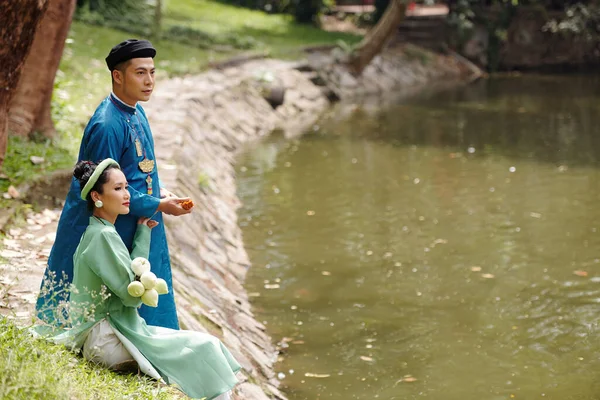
[145, 46, 478, 399]
[0, 45, 479, 399]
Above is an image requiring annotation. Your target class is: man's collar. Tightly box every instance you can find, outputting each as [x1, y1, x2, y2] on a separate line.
[110, 92, 137, 113]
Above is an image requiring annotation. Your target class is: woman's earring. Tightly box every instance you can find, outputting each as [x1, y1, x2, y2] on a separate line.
[94, 200, 103, 208]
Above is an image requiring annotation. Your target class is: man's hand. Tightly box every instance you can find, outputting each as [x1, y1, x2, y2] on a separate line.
[160, 187, 177, 199]
[157, 197, 193, 216]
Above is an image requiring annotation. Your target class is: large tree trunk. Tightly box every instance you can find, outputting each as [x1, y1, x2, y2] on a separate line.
[0, 0, 49, 167]
[8, 0, 76, 139]
[347, 0, 406, 75]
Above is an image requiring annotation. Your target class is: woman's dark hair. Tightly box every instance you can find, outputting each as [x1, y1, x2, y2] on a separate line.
[74, 160, 121, 211]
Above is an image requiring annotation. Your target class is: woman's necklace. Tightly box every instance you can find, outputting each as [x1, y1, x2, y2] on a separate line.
[93, 215, 108, 225]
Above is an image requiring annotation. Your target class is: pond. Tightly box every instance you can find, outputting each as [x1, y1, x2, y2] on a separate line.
[236, 74, 600, 400]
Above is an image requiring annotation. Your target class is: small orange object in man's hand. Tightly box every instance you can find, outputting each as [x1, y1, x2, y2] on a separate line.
[181, 199, 194, 210]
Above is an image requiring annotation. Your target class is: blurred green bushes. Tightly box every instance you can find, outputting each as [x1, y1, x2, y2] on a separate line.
[75, 0, 155, 36]
[217, 0, 327, 24]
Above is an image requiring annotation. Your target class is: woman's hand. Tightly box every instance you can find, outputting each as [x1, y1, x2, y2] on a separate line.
[137, 217, 159, 229]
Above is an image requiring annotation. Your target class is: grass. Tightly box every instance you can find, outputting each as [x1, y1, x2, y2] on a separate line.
[163, 0, 361, 59]
[0, 136, 74, 210]
[0, 317, 182, 400]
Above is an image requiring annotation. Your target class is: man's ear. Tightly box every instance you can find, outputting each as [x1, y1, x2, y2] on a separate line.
[112, 69, 123, 85]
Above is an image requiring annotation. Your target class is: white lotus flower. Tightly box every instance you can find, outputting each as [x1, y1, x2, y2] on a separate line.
[131, 257, 151, 276]
[140, 271, 157, 289]
[155, 278, 169, 295]
[141, 288, 159, 307]
[127, 281, 145, 297]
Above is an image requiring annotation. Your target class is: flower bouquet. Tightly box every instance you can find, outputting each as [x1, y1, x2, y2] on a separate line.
[127, 257, 169, 307]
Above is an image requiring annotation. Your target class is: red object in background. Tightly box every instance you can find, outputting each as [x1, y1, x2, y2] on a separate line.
[408, 2, 417, 10]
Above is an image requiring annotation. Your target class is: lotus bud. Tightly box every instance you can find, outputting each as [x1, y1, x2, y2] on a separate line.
[140, 271, 157, 289]
[131, 257, 151, 276]
[127, 281, 145, 297]
[155, 278, 169, 295]
[141, 288, 159, 307]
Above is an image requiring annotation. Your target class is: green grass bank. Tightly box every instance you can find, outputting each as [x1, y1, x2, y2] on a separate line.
[0, 317, 183, 400]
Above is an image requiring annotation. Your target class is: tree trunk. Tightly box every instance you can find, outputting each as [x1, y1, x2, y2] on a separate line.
[153, 0, 163, 39]
[8, 0, 76, 139]
[347, 0, 406, 76]
[0, 0, 49, 167]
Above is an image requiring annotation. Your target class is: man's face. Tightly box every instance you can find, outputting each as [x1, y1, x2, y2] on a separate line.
[118, 57, 155, 104]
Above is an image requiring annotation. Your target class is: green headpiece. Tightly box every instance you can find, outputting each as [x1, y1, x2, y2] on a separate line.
[80, 158, 120, 200]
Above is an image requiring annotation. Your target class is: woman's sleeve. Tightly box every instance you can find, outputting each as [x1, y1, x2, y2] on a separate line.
[130, 224, 151, 260]
[85, 229, 143, 308]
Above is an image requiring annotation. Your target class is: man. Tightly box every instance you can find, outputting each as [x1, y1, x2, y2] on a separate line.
[36, 39, 190, 330]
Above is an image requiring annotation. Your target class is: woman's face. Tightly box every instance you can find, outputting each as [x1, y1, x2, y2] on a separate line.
[94, 169, 131, 216]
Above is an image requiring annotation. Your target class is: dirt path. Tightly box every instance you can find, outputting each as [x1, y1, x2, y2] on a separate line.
[0, 208, 60, 324]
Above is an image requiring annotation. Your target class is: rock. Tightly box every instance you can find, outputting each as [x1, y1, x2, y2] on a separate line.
[30, 156, 45, 165]
[7, 185, 20, 199]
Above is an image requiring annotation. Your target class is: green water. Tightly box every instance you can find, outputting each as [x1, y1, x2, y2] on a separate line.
[236, 75, 600, 400]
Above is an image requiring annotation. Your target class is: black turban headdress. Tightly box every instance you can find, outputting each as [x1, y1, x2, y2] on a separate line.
[105, 39, 156, 71]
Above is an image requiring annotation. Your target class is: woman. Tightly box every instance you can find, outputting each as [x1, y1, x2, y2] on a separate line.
[35, 159, 240, 400]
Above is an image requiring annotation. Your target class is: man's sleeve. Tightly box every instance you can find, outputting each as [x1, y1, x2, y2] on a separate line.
[128, 184, 160, 217]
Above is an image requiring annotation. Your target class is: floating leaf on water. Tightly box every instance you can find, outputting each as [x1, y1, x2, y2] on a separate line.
[264, 284, 280, 289]
[574, 270, 588, 277]
[304, 373, 330, 378]
[471, 266, 482, 272]
[291, 340, 305, 345]
[360, 356, 374, 362]
[529, 212, 542, 219]
[306, 210, 316, 216]
[321, 271, 331, 276]
[481, 273, 495, 279]
[402, 375, 418, 383]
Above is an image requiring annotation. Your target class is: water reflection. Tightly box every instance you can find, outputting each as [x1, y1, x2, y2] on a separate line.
[237, 75, 600, 399]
